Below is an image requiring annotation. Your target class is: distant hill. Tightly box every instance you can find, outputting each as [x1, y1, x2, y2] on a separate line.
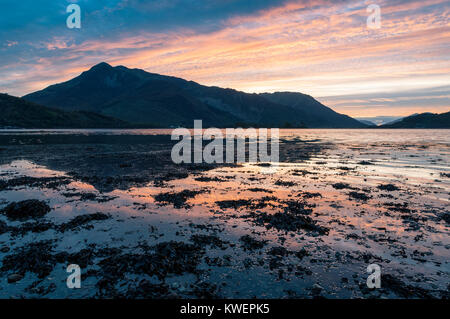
[356, 116, 403, 126]
[23, 62, 367, 128]
[380, 112, 450, 128]
[0, 93, 131, 128]
[357, 119, 377, 126]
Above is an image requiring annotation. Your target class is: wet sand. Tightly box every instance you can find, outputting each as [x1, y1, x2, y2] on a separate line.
[0, 129, 448, 298]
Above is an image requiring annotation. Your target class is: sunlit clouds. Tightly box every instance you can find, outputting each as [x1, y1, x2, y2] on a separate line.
[0, 0, 449, 116]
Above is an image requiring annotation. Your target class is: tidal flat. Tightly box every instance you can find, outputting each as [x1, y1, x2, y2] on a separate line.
[0, 129, 448, 299]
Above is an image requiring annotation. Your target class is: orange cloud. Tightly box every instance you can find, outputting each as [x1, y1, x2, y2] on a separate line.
[3, 0, 449, 117]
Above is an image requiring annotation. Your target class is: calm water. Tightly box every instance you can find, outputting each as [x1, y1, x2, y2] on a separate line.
[0, 128, 449, 143]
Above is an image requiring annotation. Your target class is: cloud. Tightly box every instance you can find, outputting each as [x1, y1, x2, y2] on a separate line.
[0, 0, 449, 116]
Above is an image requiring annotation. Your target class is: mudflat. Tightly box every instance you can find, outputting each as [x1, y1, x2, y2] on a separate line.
[0, 129, 448, 298]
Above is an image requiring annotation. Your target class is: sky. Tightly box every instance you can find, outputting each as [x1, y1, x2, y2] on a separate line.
[0, 0, 449, 117]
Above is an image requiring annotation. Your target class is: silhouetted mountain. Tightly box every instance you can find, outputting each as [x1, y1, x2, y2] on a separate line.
[357, 120, 377, 127]
[0, 93, 131, 128]
[356, 116, 403, 126]
[380, 112, 450, 128]
[24, 62, 367, 128]
[261, 92, 365, 128]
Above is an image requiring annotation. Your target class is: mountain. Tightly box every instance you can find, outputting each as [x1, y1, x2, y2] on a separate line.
[0, 93, 131, 128]
[23, 62, 367, 128]
[355, 116, 403, 126]
[261, 92, 365, 128]
[380, 112, 450, 128]
[357, 119, 377, 127]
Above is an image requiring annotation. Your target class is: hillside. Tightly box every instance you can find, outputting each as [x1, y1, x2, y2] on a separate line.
[0, 93, 131, 128]
[380, 112, 450, 128]
[261, 92, 365, 128]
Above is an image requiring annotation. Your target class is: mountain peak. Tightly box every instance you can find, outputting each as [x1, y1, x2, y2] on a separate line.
[90, 62, 113, 71]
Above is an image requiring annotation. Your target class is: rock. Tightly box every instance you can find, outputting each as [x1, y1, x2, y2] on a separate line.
[0, 200, 51, 221]
[239, 235, 268, 251]
[268, 246, 290, 257]
[441, 213, 450, 224]
[311, 284, 323, 295]
[190, 234, 228, 249]
[0, 220, 9, 234]
[58, 212, 110, 232]
[0, 176, 71, 192]
[348, 191, 371, 201]
[377, 184, 400, 192]
[0, 246, 10, 253]
[246, 210, 329, 235]
[154, 189, 206, 209]
[332, 182, 355, 190]
[313, 283, 323, 290]
[8, 273, 23, 283]
[274, 180, 296, 187]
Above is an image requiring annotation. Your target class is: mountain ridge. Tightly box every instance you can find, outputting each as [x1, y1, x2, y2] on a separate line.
[380, 112, 450, 128]
[23, 62, 367, 128]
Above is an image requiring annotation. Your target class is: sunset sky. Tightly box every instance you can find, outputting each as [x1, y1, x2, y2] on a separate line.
[0, 0, 449, 117]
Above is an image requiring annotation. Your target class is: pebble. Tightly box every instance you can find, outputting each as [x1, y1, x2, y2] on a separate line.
[8, 273, 23, 283]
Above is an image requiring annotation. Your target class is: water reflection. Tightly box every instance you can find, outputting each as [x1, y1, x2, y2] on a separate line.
[0, 129, 448, 298]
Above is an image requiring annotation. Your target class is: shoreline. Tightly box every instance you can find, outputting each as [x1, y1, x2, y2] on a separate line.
[0, 131, 448, 298]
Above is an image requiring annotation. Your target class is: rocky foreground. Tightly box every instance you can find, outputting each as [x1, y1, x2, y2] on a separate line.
[0, 131, 448, 298]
